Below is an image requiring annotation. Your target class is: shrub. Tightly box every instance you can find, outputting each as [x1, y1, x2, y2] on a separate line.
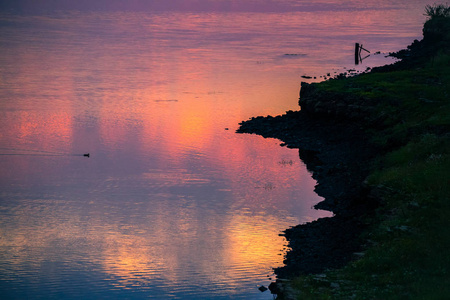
[424, 3, 450, 19]
[423, 4, 450, 44]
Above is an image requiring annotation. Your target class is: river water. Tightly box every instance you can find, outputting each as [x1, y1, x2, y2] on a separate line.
[0, 1, 433, 299]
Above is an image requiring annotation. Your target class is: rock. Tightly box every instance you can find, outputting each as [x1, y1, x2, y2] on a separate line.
[268, 282, 280, 294]
[258, 285, 268, 292]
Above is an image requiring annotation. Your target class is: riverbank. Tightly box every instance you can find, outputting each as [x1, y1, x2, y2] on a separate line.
[237, 110, 379, 276]
[238, 6, 449, 299]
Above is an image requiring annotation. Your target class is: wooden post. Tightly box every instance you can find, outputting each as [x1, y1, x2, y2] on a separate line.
[355, 43, 361, 65]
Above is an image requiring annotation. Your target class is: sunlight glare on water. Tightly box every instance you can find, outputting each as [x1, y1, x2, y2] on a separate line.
[0, 1, 435, 299]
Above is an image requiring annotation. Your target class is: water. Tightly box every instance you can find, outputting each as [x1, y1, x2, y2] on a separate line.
[0, 1, 434, 299]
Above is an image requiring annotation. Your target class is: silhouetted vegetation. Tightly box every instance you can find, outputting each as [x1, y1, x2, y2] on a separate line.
[278, 5, 450, 299]
[424, 3, 450, 18]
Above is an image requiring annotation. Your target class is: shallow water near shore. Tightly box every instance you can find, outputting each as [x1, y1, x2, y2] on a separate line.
[0, 1, 435, 299]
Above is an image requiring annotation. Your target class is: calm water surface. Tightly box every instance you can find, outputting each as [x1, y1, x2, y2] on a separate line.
[0, 1, 433, 299]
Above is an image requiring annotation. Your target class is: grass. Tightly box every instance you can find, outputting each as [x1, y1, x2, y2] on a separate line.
[324, 50, 449, 144]
[343, 134, 450, 299]
[281, 8, 450, 300]
[287, 136, 450, 298]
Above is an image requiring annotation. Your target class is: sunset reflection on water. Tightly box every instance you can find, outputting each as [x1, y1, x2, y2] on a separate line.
[0, 1, 434, 298]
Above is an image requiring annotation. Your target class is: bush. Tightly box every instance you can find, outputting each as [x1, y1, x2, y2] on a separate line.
[423, 4, 450, 44]
[424, 3, 450, 19]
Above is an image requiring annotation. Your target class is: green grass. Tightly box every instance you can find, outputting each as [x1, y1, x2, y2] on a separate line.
[321, 52, 450, 147]
[347, 134, 450, 299]
[287, 140, 450, 299]
[282, 11, 450, 300]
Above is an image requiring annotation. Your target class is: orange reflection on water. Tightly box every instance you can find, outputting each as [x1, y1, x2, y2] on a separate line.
[100, 234, 166, 287]
[0, 198, 292, 289]
[225, 212, 288, 270]
[175, 99, 215, 150]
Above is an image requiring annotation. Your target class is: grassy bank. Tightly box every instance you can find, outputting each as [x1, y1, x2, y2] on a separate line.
[284, 7, 450, 300]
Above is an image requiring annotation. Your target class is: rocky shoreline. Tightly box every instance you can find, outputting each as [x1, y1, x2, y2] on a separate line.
[236, 48, 418, 297]
[237, 10, 449, 298]
[237, 110, 379, 283]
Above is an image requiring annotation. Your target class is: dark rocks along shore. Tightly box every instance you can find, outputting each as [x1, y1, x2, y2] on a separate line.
[237, 109, 379, 279]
